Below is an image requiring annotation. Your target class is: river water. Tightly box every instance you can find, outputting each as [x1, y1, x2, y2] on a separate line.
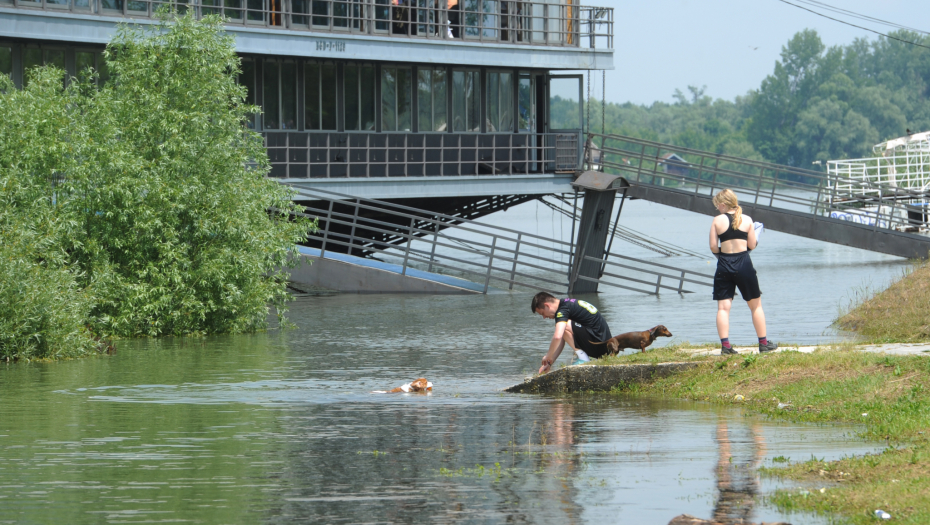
[0, 197, 907, 524]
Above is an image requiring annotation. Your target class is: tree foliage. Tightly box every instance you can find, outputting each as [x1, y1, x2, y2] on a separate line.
[575, 29, 930, 169]
[0, 12, 312, 359]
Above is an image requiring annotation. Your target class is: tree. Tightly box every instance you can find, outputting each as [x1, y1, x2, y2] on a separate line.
[0, 12, 313, 359]
[70, 12, 313, 336]
[0, 68, 100, 360]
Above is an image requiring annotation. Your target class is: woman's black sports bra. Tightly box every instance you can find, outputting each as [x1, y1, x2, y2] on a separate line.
[718, 214, 749, 242]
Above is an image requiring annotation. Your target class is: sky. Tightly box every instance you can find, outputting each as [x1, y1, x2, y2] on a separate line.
[577, 0, 929, 106]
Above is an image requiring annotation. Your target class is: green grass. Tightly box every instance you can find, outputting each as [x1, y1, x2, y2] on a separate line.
[837, 259, 930, 343]
[603, 346, 930, 524]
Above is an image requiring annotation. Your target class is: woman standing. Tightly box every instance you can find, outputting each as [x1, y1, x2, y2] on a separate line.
[709, 189, 777, 355]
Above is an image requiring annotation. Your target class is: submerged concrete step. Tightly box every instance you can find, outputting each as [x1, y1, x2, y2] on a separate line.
[504, 362, 701, 394]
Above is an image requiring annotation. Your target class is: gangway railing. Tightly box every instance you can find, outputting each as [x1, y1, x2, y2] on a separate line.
[590, 133, 930, 233]
[290, 187, 712, 294]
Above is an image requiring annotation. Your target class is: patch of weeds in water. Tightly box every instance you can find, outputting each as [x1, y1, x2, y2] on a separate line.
[771, 455, 790, 464]
[438, 463, 508, 482]
[358, 450, 387, 457]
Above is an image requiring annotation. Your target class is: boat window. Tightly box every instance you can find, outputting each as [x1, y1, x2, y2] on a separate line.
[382, 66, 412, 132]
[486, 70, 513, 132]
[451, 69, 479, 132]
[305, 62, 337, 130]
[262, 60, 298, 130]
[518, 73, 535, 132]
[418, 68, 447, 132]
[239, 58, 257, 129]
[345, 64, 376, 131]
[0, 47, 11, 80]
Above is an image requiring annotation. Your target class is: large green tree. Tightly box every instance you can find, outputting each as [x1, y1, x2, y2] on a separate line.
[0, 12, 312, 359]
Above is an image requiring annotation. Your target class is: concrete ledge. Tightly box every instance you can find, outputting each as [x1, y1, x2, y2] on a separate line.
[504, 362, 701, 394]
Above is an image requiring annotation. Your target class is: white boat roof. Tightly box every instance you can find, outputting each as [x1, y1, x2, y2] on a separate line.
[874, 131, 930, 153]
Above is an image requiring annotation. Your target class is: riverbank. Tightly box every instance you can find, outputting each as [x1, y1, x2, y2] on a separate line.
[527, 344, 930, 524]
[836, 258, 930, 343]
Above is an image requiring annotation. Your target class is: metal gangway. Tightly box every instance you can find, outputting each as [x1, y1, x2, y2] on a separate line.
[292, 187, 713, 295]
[590, 133, 930, 259]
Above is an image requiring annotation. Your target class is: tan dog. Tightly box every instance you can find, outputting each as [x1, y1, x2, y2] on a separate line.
[592, 325, 673, 354]
[373, 378, 433, 394]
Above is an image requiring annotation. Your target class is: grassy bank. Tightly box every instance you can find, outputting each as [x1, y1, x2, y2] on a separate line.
[837, 259, 930, 343]
[597, 346, 930, 524]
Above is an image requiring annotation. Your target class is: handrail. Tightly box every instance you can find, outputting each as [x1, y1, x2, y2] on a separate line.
[292, 186, 712, 294]
[6, 0, 613, 49]
[590, 132, 930, 232]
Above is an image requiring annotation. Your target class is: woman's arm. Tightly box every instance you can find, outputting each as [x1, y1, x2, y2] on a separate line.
[709, 217, 721, 254]
[745, 215, 757, 250]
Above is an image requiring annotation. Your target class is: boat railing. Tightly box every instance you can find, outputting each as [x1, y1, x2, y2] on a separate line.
[3, 0, 613, 49]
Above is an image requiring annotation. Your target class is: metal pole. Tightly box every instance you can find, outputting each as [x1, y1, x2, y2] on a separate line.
[483, 236, 498, 293]
[402, 217, 415, 276]
[677, 270, 685, 294]
[654, 275, 662, 295]
[568, 205, 597, 295]
[427, 229, 438, 273]
[347, 198, 360, 256]
[599, 188, 625, 278]
[509, 233, 521, 290]
[567, 191, 578, 280]
[320, 199, 334, 257]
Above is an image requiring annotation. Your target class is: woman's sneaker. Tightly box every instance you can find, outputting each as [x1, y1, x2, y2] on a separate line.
[721, 346, 738, 355]
[759, 340, 778, 353]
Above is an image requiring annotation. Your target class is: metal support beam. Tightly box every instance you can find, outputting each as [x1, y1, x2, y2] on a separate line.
[568, 187, 618, 294]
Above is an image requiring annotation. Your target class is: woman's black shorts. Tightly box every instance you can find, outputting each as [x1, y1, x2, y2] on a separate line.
[712, 251, 762, 301]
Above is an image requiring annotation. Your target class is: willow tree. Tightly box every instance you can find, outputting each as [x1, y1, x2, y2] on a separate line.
[0, 12, 312, 358]
[73, 12, 312, 336]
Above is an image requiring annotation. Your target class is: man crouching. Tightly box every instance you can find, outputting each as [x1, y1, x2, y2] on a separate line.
[531, 292, 613, 374]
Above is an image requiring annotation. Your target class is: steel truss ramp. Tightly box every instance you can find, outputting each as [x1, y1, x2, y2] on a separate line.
[591, 133, 930, 259]
[290, 187, 713, 295]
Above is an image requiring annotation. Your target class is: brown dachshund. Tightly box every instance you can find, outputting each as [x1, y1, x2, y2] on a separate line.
[593, 325, 673, 354]
[373, 378, 433, 394]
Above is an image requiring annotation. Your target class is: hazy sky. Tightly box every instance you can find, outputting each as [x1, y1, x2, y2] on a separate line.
[581, 0, 929, 106]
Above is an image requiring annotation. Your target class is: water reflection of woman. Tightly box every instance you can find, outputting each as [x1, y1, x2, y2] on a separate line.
[709, 189, 777, 355]
[711, 421, 767, 524]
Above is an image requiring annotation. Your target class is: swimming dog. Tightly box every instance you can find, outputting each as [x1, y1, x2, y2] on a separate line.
[593, 325, 673, 354]
[373, 377, 433, 394]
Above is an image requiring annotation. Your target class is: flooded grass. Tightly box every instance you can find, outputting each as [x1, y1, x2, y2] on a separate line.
[604, 346, 930, 524]
[837, 258, 930, 343]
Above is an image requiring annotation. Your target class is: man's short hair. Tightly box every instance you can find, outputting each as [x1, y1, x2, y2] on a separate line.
[531, 291, 557, 313]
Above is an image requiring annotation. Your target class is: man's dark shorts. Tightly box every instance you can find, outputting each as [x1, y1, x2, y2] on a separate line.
[570, 321, 609, 358]
[713, 251, 762, 301]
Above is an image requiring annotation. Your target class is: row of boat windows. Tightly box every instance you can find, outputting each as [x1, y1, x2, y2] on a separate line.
[243, 58, 535, 133]
[0, 46, 535, 134]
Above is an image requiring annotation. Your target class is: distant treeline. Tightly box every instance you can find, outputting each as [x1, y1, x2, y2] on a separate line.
[557, 29, 930, 169]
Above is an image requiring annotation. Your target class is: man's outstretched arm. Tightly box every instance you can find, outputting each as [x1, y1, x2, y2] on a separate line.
[539, 322, 568, 374]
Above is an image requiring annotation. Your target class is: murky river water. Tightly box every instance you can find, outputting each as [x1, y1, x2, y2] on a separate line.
[0, 198, 907, 524]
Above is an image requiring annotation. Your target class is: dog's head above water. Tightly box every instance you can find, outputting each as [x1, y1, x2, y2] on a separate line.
[373, 378, 433, 394]
[405, 378, 432, 392]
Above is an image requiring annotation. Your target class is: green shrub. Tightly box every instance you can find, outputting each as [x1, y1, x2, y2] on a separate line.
[0, 12, 313, 357]
[0, 68, 98, 359]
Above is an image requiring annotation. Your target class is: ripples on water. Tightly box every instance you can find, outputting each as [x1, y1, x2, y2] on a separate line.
[0, 198, 904, 524]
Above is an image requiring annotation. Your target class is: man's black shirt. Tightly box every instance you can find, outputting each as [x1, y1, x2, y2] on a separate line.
[554, 298, 611, 344]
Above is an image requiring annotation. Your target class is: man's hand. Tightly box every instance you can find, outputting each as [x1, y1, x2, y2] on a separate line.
[538, 357, 552, 375]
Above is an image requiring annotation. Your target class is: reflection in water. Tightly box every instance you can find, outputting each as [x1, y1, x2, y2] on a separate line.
[712, 420, 767, 524]
[0, 294, 880, 524]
